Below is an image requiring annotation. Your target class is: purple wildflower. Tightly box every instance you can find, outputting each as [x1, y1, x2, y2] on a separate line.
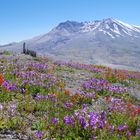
[127, 130, 131, 137]
[64, 102, 73, 108]
[35, 131, 43, 138]
[52, 117, 59, 124]
[63, 115, 75, 125]
[118, 124, 128, 131]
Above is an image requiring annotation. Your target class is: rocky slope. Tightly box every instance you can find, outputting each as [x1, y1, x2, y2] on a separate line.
[1, 18, 140, 70]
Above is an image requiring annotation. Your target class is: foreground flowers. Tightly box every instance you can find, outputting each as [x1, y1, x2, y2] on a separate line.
[0, 55, 139, 139]
[80, 77, 127, 95]
[0, 74, 4, 85]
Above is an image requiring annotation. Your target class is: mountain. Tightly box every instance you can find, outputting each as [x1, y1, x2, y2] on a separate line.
[1, 18, 140, 70]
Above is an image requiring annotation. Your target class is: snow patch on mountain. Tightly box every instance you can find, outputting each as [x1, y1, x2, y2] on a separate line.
[62, 18, 140, 39]
[106, 32, 115, 38]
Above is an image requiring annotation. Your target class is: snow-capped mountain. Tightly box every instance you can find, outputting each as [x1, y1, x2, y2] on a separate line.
[1, 18, 140, 70]
[81, 18, 140, 36]
[51, 18, 140, 38]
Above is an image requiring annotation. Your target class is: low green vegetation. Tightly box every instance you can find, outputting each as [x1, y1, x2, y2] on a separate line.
[0, 54, 139, 139]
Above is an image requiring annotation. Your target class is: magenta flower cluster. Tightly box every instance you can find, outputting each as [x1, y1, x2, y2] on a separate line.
[63, 108, 107, 130]
[80, 78, 127, 94]
[54, 61, 103, 73]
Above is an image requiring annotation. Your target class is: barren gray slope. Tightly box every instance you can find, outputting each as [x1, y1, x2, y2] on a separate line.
[1, 18, 140, 70]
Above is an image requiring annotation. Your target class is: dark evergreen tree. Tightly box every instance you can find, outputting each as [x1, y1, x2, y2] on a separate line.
[23, 42, 26, 54]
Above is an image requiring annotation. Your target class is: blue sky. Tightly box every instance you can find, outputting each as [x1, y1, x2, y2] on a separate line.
[0, 0, 140, 44]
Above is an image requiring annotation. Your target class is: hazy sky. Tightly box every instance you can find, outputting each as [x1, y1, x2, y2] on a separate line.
[0, 0, 140, 44]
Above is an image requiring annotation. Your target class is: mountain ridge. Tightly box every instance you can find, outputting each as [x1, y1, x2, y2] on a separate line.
[0, 18, 140, 71]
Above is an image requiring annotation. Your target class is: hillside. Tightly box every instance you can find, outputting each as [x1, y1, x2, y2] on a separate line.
[0, 18, 140, 71]
[0, 53, 140, 139]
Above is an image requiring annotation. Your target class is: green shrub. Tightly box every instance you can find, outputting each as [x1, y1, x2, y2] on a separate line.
[3, 50, 11, 55]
